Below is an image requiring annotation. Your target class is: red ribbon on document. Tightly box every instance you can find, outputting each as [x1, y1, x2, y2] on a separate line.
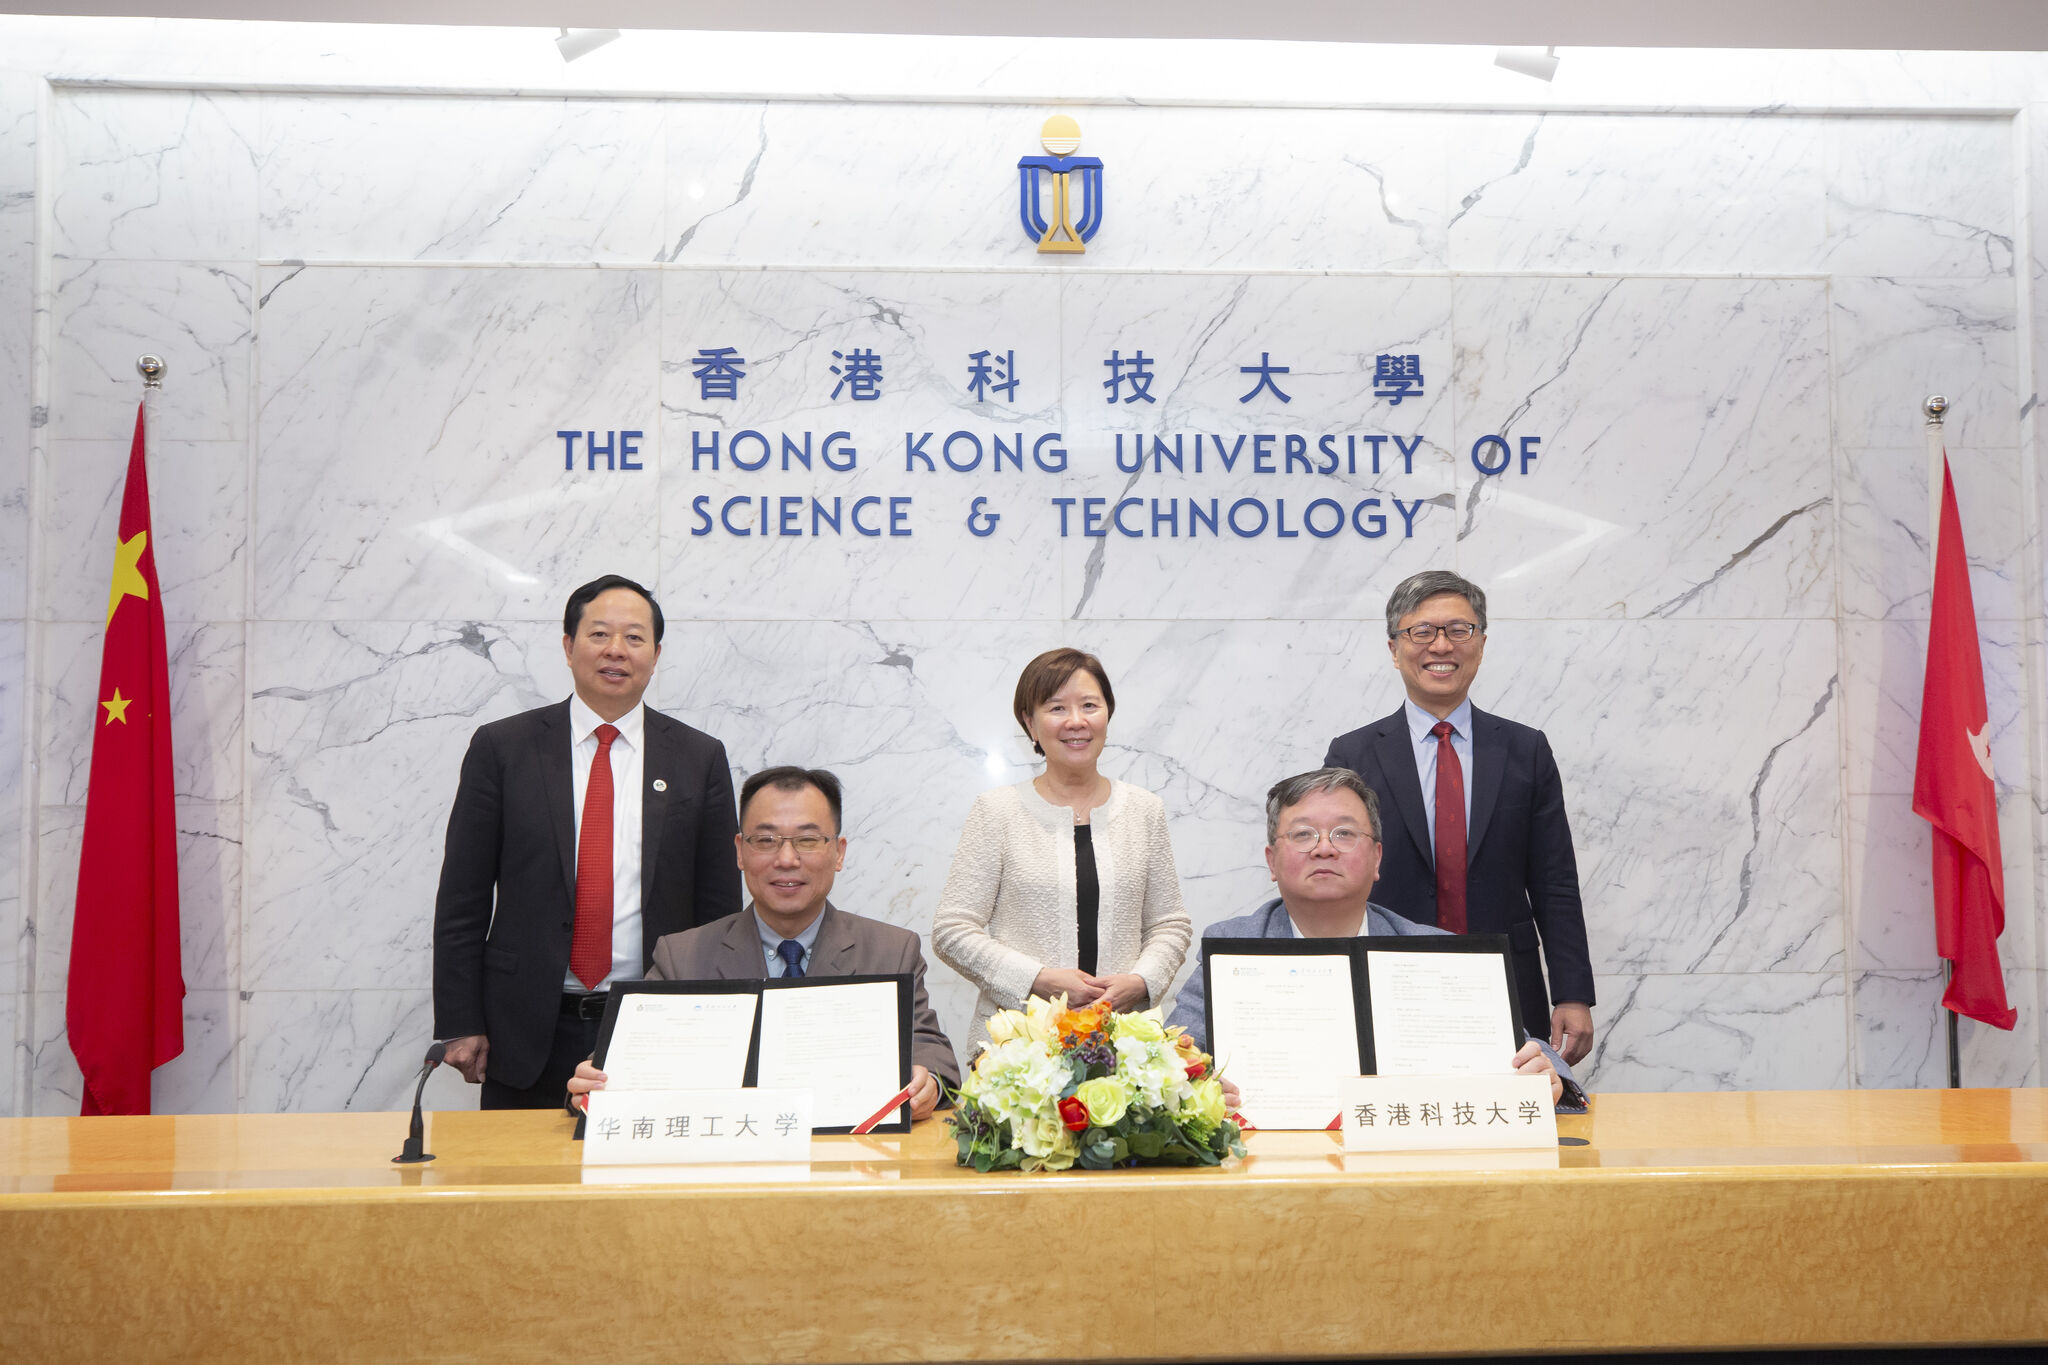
[850, 1081, 919, 1134]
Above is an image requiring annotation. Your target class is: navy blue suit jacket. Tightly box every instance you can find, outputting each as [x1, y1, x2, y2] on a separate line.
[1324, 706, 1594, 1036]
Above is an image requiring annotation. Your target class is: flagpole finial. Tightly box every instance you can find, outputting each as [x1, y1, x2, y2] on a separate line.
[1923, 394, 1948, 426]
[136, 355, 165, 389]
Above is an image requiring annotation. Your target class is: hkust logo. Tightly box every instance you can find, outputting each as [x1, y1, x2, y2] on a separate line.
[1017, 115, 1103, 254]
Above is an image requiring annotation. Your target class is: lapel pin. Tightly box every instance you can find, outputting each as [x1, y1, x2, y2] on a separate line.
[651, 779, 667, 792]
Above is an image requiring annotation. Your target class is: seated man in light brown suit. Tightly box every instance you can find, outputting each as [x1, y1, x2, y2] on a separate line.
[569, 765, 959, 1118]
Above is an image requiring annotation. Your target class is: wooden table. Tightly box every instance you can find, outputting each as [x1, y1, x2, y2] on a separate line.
[3, 1089, 2045, 1362]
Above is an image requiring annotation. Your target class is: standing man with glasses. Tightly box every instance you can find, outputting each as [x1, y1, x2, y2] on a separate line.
[1323, 570, 1596, 1065]
[432, 574, 742, 1109]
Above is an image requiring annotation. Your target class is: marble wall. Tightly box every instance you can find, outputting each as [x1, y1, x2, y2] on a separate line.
[1, 21, 2044, 1113]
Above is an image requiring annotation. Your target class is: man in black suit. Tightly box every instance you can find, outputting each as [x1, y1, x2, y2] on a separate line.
[1323, 570, 1596, 1064]
[432, 574, 742, 1108]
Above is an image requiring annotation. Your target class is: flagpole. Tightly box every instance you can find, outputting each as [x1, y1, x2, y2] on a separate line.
[1923, 392, 1962, 1091]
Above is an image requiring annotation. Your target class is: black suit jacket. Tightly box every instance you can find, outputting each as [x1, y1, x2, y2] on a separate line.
[432, 700, 743, 1089]
[1324, 705, 1594, 1037]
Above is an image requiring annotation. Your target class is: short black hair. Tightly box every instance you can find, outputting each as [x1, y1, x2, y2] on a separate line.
[739, 766, 844, 833]
[563, 574, 664, 643]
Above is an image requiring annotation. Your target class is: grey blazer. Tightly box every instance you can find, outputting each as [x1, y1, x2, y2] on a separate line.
[648, 902, 961, 1088]
[1165, 896, 1584, 1111]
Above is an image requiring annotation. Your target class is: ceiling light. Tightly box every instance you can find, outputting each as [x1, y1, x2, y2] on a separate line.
[1494, 46, 1560, 82]
[556, 28, 621, 62]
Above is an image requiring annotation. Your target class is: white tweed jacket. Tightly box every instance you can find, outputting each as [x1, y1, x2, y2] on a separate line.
[931, 779, 1192, 1044]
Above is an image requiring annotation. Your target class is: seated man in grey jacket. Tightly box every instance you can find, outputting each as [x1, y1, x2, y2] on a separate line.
[1168, 767, 1584, 1111]
[570, 765, 960, 1118]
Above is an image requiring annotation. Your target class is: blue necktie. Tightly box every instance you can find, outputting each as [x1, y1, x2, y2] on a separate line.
[776, 939, 806, 979]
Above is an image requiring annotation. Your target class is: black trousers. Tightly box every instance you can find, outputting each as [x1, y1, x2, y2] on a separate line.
[479, 999, 604, 1110]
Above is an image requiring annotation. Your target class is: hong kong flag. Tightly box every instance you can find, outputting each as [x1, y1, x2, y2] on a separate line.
[66, 402, 185, 1113]
[1912, 450, 2015, 1030]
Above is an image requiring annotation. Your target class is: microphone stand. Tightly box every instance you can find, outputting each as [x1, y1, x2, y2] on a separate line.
[393, 1042, 447, 1164]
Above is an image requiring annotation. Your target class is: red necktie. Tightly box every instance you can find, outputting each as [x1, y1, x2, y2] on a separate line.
[570, 723, 620, 991]
[1430, 720, 1468, 934]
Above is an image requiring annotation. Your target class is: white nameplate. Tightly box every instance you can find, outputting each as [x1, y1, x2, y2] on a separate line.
[1338, 1074, 1558, 1152]
[582, 1088, 814, 1165]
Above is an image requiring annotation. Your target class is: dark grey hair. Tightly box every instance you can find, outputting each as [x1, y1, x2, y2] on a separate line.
[1264, 768, 1382, 845]
[1384, 569, 1487, 638]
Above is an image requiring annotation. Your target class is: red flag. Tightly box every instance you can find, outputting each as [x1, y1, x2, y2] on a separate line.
[1912, 451, 2015, 1030]
[66, 402, 184, 1113]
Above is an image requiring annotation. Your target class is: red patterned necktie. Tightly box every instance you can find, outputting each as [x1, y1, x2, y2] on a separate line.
[1430, 720, 1468, 934]
[569, 723, 620, 991]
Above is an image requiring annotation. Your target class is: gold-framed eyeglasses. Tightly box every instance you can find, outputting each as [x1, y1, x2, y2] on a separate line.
[1279, 826, 1370, 853]
[741, 833, 836, 856]
[1392, 621, 1481, 645]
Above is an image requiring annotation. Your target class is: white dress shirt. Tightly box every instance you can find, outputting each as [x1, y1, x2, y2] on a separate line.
[564, 694, 645, 992]
[1404, 697, 1474, 848]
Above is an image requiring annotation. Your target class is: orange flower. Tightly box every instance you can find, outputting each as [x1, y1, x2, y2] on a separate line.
[1056, 997, 1116, 1045]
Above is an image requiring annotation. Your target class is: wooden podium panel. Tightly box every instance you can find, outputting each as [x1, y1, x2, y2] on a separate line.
[2, 1090, 2045, 1362]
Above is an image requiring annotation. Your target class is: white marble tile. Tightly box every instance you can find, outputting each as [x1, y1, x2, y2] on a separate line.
[0, 73, 33, 621]
[1046, 106, 1454, 273]
[242, 988, 472, 1113]
[1054, 272, 1457, 620]
[1453, 276, 1834, 621]
[1821, 116, 2016, 279]
[260, 95, 667, 263]
[1846, 793, 1938, 973]
[33, 801, 238, 994]
[254, 265, 661, 621]
[1957, 969, 2042, 1088]
[0, 621, 20, 987]
[51, 88, 258, 261]
[1851, 970, 1948, 1089]
[1579, 972, 1849, 1092]
[1837, 444, 2029, 622]
[26, 991, 80, 1113]
[38, 437, 246, 622]
[243, 620, 564, 992]
[50, 259, 252, 442]
[1445, 112, 1826, 275]
[36, 619, 243, 806]
[661, 102, 1026, 269]
[657, 270, 1066, 621]
[149, 989, 235, 1114]
[1830, 276, 2019, 450]
[1482, 619, 1844, 976]
[0, 991, 15, 1116]
[1839, 619, 2030, 797]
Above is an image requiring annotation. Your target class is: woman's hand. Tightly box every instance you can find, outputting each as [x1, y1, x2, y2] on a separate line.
[1092, 973, 1150, 1011]
[1030, 966, 1104, 1006]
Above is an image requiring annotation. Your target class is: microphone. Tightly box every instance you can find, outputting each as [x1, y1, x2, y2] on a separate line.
[392, 1041, 447, 1165]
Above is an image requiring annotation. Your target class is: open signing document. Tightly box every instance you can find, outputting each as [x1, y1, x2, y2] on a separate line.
[599, 990, 757, 1092]
[1207, 952, 1359, 1129]
[1365, 947, 1518, 1076]
[755, 980, 905, 1131]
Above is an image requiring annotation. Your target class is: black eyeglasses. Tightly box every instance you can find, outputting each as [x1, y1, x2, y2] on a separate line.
[1391, 621, 1481, 645]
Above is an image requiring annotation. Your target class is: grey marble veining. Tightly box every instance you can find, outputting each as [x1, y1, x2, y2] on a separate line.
[3, 48, 2046, 1109]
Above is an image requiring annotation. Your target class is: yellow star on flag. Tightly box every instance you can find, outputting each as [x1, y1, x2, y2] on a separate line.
[101, 688, 132, 725]
[106, 530, 149, 626]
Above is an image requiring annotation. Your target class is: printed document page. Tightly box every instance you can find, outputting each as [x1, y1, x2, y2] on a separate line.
[756, 980, 903, 1129]
[1207, 953, 1359, 1129]
[1365, 949, 1517, 1075]
[601, 991, 757, 1091]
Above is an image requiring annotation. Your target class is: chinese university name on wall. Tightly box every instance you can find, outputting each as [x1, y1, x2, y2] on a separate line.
[553, 346, 1548, 543]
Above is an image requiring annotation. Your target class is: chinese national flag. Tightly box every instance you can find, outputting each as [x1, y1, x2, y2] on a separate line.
[66, 402, 184, 1113]
[1911, 450, 2015, 1030]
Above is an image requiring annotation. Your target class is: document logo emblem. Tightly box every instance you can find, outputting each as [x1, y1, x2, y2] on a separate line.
[1017, 115, 1103, 254]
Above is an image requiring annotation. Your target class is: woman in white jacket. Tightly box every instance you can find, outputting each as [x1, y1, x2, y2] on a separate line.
[932, 648, 1192, 1046]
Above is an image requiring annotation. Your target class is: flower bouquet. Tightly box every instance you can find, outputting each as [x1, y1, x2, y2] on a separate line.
[949, 995, 1246, 1172]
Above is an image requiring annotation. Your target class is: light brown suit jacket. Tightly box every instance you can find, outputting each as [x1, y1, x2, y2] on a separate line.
[648, 902, 961, 1088]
